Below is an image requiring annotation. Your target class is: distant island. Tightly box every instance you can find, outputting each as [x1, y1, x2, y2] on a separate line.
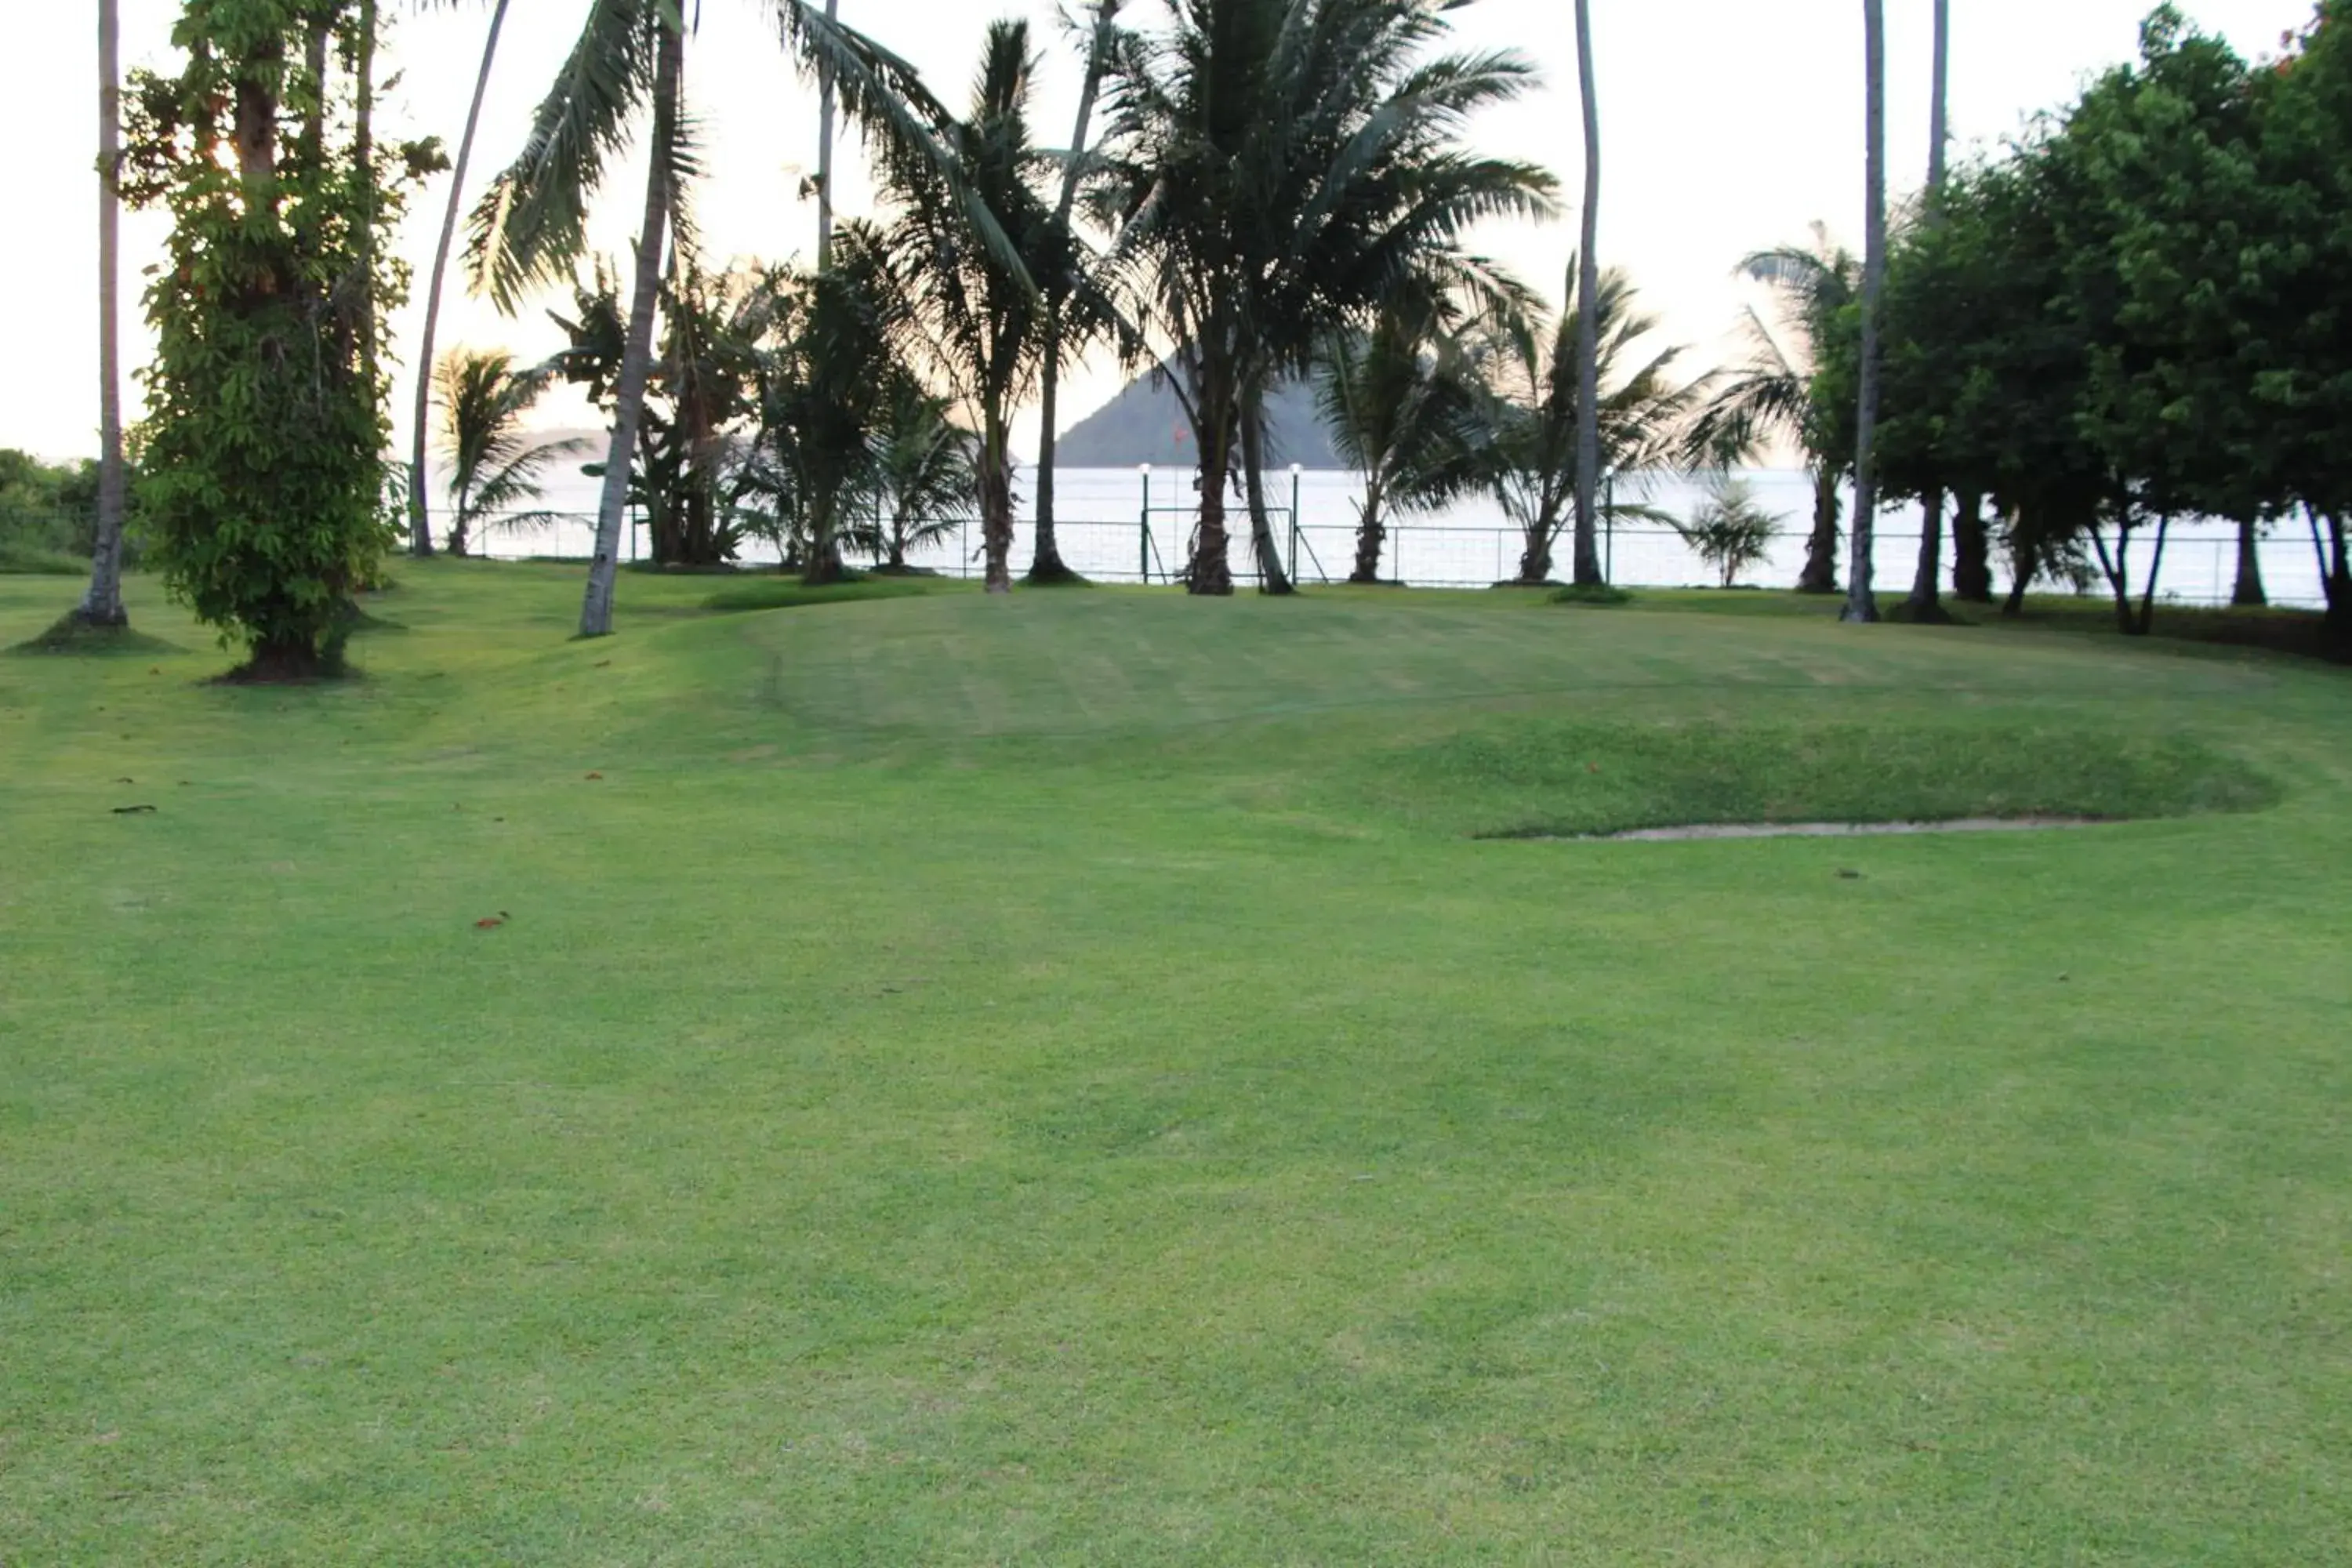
[1054, 370, 1342, 470]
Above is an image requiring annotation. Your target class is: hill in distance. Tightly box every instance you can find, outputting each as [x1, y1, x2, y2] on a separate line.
[1054, 370, 1342, 470]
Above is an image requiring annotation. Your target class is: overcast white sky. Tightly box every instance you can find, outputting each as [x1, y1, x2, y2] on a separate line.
[0, 0, 2314, 463]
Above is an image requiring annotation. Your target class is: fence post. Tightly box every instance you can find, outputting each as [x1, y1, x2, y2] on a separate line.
[1604, 471, 1615, 584]
[1289, 463, 1302, 583]
[1139, 463, 1152, 583]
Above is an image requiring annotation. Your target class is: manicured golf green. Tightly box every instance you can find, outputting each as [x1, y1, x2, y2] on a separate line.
[2, 563, 2346, 1563]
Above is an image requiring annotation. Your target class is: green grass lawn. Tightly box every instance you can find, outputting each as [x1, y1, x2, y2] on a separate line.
[3, 563, 2347, 1563]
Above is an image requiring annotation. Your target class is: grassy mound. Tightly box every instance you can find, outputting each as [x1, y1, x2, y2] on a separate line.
[1367, 720, 2276, 839]
[702, 575, 953, 614]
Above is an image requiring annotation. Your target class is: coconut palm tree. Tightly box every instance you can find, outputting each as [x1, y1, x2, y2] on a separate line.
[1486, 263, 1706, 585]
[1099, 0, 1554, 595]
[1846, 0, 1889, 623]
[1314, 297, 1494, 583]
[877, 19, 1055, 593]
[1903, 0, 1955, 621]
[76, 0, 129, 630]
[1570, 0, 1604, 586]
[471, 0, 988, 635]
[1686, 229, 1861, 592]
[753, 227, 912, 584]
[408, 0, 513, 557]
[434, 348, 590, 557]
[858, 373, 978, 572]
[1029, 0, 1126, 585]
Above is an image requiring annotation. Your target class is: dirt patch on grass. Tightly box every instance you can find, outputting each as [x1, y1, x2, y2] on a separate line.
[1510, 815, 2107, 844]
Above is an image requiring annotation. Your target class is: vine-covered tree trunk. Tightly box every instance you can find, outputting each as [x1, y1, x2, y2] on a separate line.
[79, 0, 129, 629]
[1569, 0, 1605, 589]
[579, 17, 681, 637]
[1187, 376, 1237, 596]
[1906, 488, 1950, 621]
[1951, 490, 1991, 601]
[410, 0, 510, 557]
[2231, 517, 2267, 606]
[1798, 470, 1841, 593]
[1517, 514, 1556, 585]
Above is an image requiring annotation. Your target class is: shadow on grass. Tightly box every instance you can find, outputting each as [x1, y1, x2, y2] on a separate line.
[8, 613, 182, 658]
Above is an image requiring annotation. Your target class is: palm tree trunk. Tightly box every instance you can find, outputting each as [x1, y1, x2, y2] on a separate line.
[1798, 468, 1841, 593]
[1951, 489, 1991, 601]
[78, 0, 129, 629]
[1240, 394, 1293, 595]
[1350, 483, 1386, 584]
[410, 0, 510, 558]
[981, 413, 1014, 594]
[357, 0, 378, 387]
[2230, 516, 2267, 606]
[1030, 318, 1076, 583]
[1518, 512, 1556, 585]
[579, 16, 681, 638]
[1030, 2, 1118, 587]
[1842, 0, 1887, 624]
[815, 0, 838, 269]
[1189, 383, 1236, 597]
[1903, 0, 1951, 623]
[1569, 0, 1605, 588]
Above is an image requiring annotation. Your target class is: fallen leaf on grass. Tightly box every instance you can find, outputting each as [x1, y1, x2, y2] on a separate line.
[584, 771, 604, 781]
[112, 804, 157, 815]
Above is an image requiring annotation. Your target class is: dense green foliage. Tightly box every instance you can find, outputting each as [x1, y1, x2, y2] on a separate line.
[3, 565, 2346, 1559]
[122, 0, 432, 674]
[0, 450, 122, 575]
[1850, 3, 2352, 642]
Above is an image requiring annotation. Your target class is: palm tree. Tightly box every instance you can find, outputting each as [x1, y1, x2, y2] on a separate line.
[1687, 230, 1861, 593]
[1029, 0, 1126, 586]
[1486, 263, 1706, 585]
[879, 20, 1054, 594]
[1846, 0, 1889, 623]
[434, 348, 590, 557]
[408, 0, 514, 557]
[76, 0, 129, 630]
[471, 0, 981, 635]
[753, 227, 912, 584]
[859, 374, 978, 572]
[1315, 298, 1493, 583]
[1570, 0, 1604, 586]
[1903, 0, 1954, 621]
[1100, 0, 1553, 596]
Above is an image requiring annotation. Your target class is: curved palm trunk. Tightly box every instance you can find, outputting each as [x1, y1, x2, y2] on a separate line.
[1951, 489, 1991, 601]
[1240, 393, 1293, 595]
[1569, 0, 1605, 588]
[1842, 0, 1887, 624]
[1799, 469, 1842, 593]
[1904, 0, 1952, 622]
[579, 18, 681, 638]
[409, 0, 511, 558]
[1189, 398, 1236, 596]
[79, 0, 129, 629]
[1031, 2, 1118, 586]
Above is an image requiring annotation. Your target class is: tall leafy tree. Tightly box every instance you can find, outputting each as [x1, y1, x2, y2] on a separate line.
[408, 0, 514, 557]
[1100, 0, 1552, 595]
[1844, 0, 1888, 622]
[123, 0, 431, 677]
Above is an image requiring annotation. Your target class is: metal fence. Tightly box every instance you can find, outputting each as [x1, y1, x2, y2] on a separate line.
[475, 504, 2338, 612]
